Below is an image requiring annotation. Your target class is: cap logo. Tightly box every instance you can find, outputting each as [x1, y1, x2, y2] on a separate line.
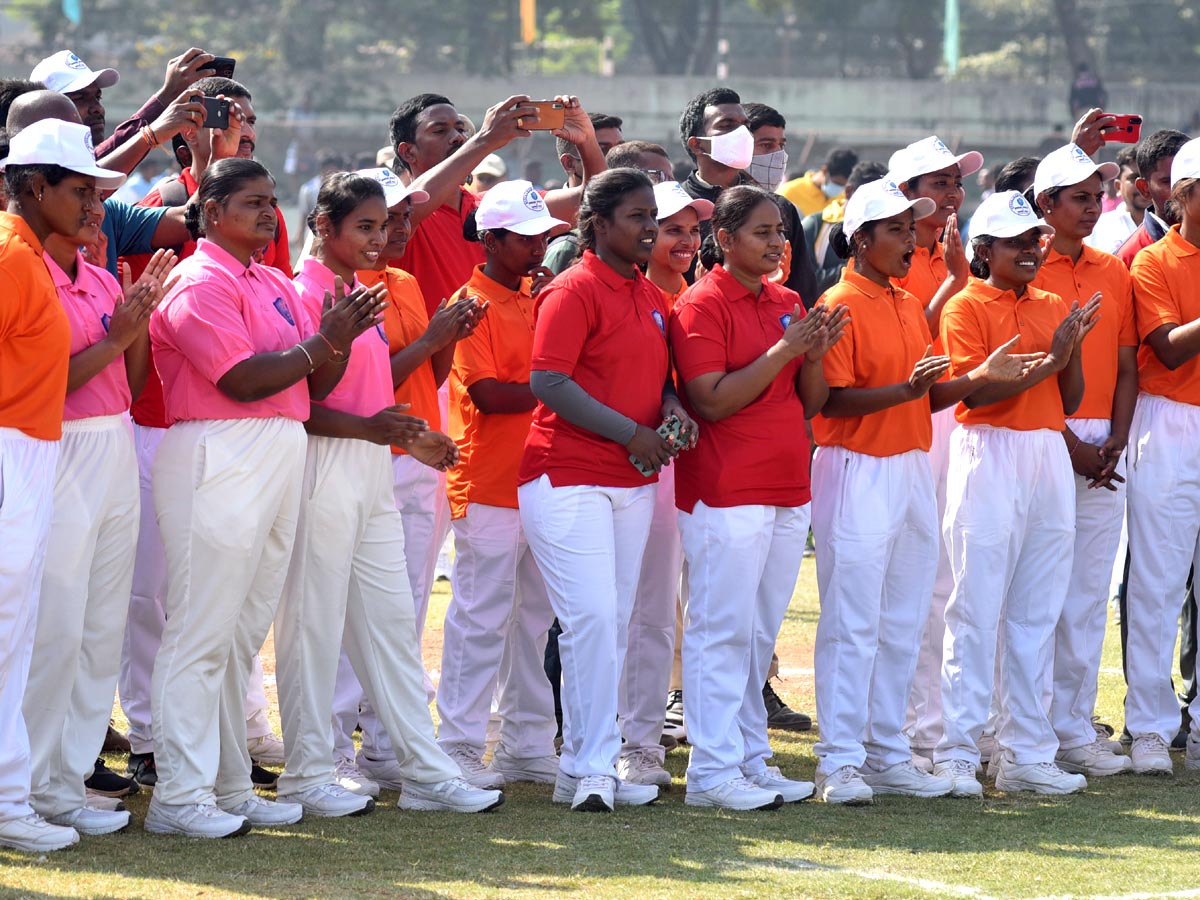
[932, 137, 951, 155]
[65, 52, 87, 70]
[522, 187, 545, 213]
[1070, 145, 1091, 164]
[83, 131, 94, 155]
[884, 179, 905, 199]
[377, 169, 400, 187]
[1009, 194, 1033, 217]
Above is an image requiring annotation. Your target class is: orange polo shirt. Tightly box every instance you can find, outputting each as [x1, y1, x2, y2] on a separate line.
[447, 266, 536, 518]
[0, 213, 71, 440]
[393, 187, 486, 317]
[894, 241, 946, 304]
[1131, 226, 1200, 406]
[940, 279, 1071, 430]
[358, 266, 440, 454]
[812, 270, 934, 455]
[1033, 244, 1137, 420]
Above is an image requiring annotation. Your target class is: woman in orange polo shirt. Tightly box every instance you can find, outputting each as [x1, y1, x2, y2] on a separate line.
[436, 180, 567, 788]
[1030, 144, 1136, 778]
[1124, 138, 1200, 775]
[935, 190, 1099, 798]
[518, 168, 687, 813]
[670, 186, 846, 811]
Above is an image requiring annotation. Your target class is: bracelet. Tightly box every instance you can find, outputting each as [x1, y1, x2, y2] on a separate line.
[1067, 435, 1081, 456]
[139, 125, 160, 149]
[296, 342, 316, 373]
[315, 332, 345, 360]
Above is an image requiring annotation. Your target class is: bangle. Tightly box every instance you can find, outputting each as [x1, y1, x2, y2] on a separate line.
[296, 342, 315, 373]
[1067, 435, 1081, 456]
[139, 125, 160, 149]
[315, 331, 345, 360]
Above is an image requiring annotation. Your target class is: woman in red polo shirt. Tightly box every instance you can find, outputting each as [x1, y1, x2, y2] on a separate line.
[670, 185, 846, 811]
[518, 168, 688, 813]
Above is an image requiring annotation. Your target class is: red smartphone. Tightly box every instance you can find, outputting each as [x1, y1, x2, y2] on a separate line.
[1104, 114, 1143, 144]
[525, 101, 566, 131]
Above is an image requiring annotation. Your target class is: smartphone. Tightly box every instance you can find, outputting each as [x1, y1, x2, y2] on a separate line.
[1104, 114, 1143, 144]
[525, 100, 566, 131]
[201, 96, 230, 130]
[209, 56, 236, 79]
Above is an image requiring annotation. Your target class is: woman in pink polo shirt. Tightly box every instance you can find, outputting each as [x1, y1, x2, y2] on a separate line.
[146, 158, 385, 839]
[274, 171, 503, 817]
[669, 185, 847, 811]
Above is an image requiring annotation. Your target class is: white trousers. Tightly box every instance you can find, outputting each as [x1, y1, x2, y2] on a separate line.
[25, 415, 138, 818]
[812, 447, 939, 774]
[935, 426, 1075, 766]
[436, 504, 556, 758]
[906, 405, 956, 753]
[519, 474, 655, 779]
[151, 417, 306, 807]
[1124, 394, 1200, 741]
[0, 429, 58, 821]
[1051, 417, 1126, 750]
[619, 466, 683, 759]
[679, 500, 809, 792]
[275, 437, 457, 794]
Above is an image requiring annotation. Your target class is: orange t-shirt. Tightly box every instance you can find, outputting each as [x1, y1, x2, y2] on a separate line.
[1131, 226, 1200, 406]
[812, 270, 934, 455]
[358, 266, 440, 454]
[1033, 245, 1137, 420]
[940, 279, 1071, 430]
[0, 213, 71, 440]
[446, 266, 537, 518]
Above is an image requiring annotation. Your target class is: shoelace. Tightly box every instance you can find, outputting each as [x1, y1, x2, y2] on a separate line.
[834, 766, 859, 783]
[334, 759, 364, 778]
[579, 775, 612, 793]
[1032, 762, 1066, 776]
[945, 759, 975, 778]
[448, 748, 489, 774]
[625, 748, 662, 769]
[1133, 734, 1168, 752]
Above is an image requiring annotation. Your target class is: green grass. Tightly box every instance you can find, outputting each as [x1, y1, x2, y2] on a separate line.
[4, 570, 1199, 900]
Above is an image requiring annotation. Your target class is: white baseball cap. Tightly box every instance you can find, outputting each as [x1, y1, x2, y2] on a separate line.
[1170, 136, 1200, 187]
[0, 119, 125, 189]
[967, 190, 1054, 242]
[842, 178, 936, 240]
[355, 167, 429, 208]
[888, 135, 984, 186]
[472, 153, 507, 180]
[30, 50, 119, 95]
[476, 180, 568, 235]
[1033, 143, 1119, 200]
[653, 181, 713, 222]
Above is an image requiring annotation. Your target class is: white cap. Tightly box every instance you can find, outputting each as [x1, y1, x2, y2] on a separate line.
[653, 181, 713, 222]
[888, 135, 983, 185]
[1170, 136, 1200, 187]
[842, 178, 936, 240]
[30, 50, 119, 95]
[1033, 143, 1119, 200]
[355, 167, 429, 208]
[967, 190, 1054, 242]
[476, 180, 568, 235]
[0, 119, 125, 189]
[472, 153, 507, 179]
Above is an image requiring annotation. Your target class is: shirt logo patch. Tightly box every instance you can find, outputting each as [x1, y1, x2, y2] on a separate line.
[100, 312, 111, 333]
[272, 297, 295, 325]
[780, 313, 793, 330]
[523, 187, 546, 212]
[375, 323, 388, 343]
[651, 309, 666, 334]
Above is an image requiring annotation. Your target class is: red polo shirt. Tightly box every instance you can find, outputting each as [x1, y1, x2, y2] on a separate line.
[519, 250, 670, 489]
[669, 265, 812, 513]
[393, 187, 485, 317]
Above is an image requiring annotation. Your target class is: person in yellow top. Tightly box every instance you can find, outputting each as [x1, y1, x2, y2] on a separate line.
[436, 180, 569, 790]
[779, 147, 859, 217]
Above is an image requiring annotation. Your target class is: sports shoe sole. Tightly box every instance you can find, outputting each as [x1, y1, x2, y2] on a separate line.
[1054, 759, 1131, 777]
[571, 793, 613, 813]
[1131, 763, 1173, 775]
[994, 777, 1085, 795]
[685, 794, 783, 811]
[865, 784, 951, 798]
[144, 817, 251, 838]
[398, 793, 505, 814]
[280, 795, 376, 818]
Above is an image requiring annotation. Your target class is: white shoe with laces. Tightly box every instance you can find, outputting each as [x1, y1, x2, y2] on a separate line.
[862, 760, 953, 797]
[246, 733, 286, 766]
[490, 747, 560, 784]
[617, 748, 671, 787]
[1092, 718, 1123, 754]
[445, 746, 505, 789]
[280, 782, 374, 817]
[1130, 734, 1174, 775]
[0, 813, 79, 851]
[221, 796, 303, 826]
[687, 776, 784, 810]
[993, 757, 1087, 794]
[552, 771, 660, 807]
[571, 775, 616, 812]
[399, 777, 504, 813]
[745, 766, 813, 803]
[334, 757, 381, 797]
[47, 805, 130, 835]
[815, 766, 873, 805]
[1055, 741, 1132, 776]
[932, 758, 983, 798]
[144, 800, 250, 838]
[355, 752, 403, 791]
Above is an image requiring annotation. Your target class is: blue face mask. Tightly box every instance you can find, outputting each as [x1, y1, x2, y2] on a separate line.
[822, 178, 844, 199]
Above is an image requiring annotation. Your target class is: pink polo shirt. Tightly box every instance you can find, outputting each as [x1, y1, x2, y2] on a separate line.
[150, 239, 311, 424]
[47, 249, 133, 421]
[293, 258, 393, 418]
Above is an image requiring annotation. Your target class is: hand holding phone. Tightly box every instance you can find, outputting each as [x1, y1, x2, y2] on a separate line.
[209, 56, 236, 79]
[1103, 114, 1142, 144]
[201, 96, 230, 130]
[524, 101, 566, 131]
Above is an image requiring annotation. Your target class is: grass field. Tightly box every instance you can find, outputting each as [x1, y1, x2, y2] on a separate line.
[4, 568, 1200, 900]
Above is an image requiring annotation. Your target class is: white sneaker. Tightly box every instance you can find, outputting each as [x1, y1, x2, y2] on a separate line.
[571, 775, 616, 812]
[933, 759, 984, 799]
[815, 766, 874, 805]
[221, 796, 303, 826]
[862, 760, 953, 797]
[1056, 741, 1132, 777]
[144, 801, 250, 838]
[552, 771, 660, 807]
[993, 758, 1087, 794]
[280, 782, 374, 818]
[1092, 718, 1123, 753]
[0, 813, 79, 851]
[977, 731, 995, 764]
[910, 753, 934, 774]
[445, 745, 505, 789]
[617, 748, 671, 788]
[398, 777, 504, 813]
[663, 689, 686, 743]
[745, 766, 814, 803]
[334, 757, 381, 797]
[490, 747, 560, 785]
[246, 733, 286, 766]
[83, 795, 125, 812]
[687, 776, 783, 810]
[355, 752, 403, 791]
[1130, 734, 1174, 775]
[1187, 733, 1200, 771]
[47, 805, 130, 836]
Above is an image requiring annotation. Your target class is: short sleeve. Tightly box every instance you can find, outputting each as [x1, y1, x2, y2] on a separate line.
[940, 294, 988, 378]
[455, 315, 499, 388]
[163, 276, 258, 384]
[531, 282, 593, 376]
[103, 200, 167, 268]
[1131, 253, 1178, 340]
[669, 294, 730, 383]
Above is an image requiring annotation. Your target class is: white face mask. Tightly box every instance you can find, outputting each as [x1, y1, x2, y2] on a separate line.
[822, 178, 845, 199]
[747, 149, 789, 192]
[703, 125, 754, 171]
